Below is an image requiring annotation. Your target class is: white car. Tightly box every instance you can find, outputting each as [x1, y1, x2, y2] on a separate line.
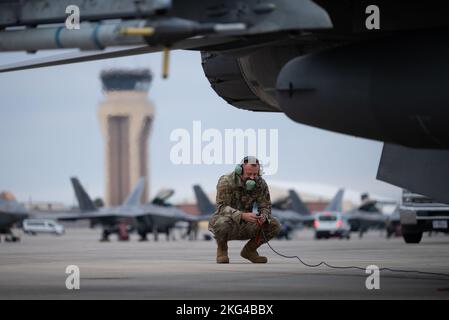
[314, 212, 351, 240]
[23, 219, 65, 236]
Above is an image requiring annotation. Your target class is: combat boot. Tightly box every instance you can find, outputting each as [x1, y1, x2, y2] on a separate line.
[240, 238, 267, 263]
[216, 240, 229, 263]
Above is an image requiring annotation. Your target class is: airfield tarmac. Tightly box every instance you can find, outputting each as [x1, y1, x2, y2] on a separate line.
[0, 228, 448, 300]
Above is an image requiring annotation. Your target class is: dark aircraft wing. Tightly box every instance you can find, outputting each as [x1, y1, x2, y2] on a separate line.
[377, 143, 449, 205]
[56, 206, 201, 222]
[70, 177, 96, 211]
[288, 189, 312, 216]
[54, 209, 161, 221]
[0, 200, 29, 223]
[193, 185, 215, 217]
[0, 210, 28, 220]
[345, 210, 387, 229]
[55, 211, 124, 221]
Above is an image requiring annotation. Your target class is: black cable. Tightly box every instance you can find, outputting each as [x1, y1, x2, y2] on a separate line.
[260, 229, 449, 278]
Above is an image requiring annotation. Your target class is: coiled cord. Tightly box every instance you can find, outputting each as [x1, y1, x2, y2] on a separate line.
[260, 229, 449, 278]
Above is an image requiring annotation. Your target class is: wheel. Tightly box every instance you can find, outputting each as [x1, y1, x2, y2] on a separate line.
[403, 232, 423, 244]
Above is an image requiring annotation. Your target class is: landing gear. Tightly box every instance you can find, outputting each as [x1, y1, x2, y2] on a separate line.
[402, 225, 423, 244]
[100, 229, 111, 242]
[165, 229, 170, 241]
[5, 235, 20, 242]
[138, 231, 148, 242]
[403, 232, 423, 244]
[2, 230, 20, 242]
[153, 225, 158, 241]
[358, 228, 368, 239]
[186, 222, 199, 241]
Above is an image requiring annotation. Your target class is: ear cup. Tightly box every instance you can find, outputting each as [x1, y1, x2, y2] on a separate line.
[236, 161, 263, 177]
[235, 164, 243, 175]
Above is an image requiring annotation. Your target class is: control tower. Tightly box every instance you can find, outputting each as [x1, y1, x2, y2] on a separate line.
[98, 69, 154, 206]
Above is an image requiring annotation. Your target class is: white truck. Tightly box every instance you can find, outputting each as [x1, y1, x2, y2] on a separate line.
[400, 190, 449, 243]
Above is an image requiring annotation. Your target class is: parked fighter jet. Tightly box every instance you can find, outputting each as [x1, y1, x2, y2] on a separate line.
[1, 1, 449, 205]
[0, 191, 28, 242]
[60, 177, 145, 241]
[289, 188, 343, 223]
[290, 189, 395, 238]
[0, 190, 76, 242]
[344, 193, 402, 238]
[62, 177, 208, 241]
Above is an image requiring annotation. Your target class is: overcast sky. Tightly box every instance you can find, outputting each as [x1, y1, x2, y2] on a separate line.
[0, 49, 401, 206]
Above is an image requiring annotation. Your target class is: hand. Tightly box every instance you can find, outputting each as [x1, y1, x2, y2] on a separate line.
[241, 212, 259, 223]
[257, 215, 266, 226]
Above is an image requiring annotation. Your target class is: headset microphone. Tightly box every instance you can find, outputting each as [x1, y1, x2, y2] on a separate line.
[235, 156, 261, 191]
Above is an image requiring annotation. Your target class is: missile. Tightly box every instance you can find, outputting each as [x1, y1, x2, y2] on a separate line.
[0, 18, 246, 52]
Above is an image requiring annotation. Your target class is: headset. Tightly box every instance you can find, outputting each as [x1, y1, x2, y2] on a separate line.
[235, 156, 263, 191]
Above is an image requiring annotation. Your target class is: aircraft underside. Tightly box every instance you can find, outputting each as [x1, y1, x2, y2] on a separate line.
[1, 0, 449, 203]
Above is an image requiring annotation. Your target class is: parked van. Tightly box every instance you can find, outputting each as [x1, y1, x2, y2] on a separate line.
[23, 219, 65, 236]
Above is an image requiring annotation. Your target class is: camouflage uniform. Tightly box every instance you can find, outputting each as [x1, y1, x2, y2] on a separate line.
[208, 171, 280, 242]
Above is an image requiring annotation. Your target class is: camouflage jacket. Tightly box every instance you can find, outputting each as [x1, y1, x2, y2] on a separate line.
[210, 171, 272, 226]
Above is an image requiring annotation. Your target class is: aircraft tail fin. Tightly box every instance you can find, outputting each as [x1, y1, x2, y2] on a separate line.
[122, 177, 145, 207]
[325, 188, 345, 212]
[70, 177, 97, 211]
[193, 185, 215, 216]
[288, 189, 311, 215]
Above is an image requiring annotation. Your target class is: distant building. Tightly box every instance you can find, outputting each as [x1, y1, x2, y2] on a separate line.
[24, 201, 67, 211]
[98, 69, 154, 206]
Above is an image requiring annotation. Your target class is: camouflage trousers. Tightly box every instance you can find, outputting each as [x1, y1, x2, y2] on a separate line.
[209, 215, 281, 243]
